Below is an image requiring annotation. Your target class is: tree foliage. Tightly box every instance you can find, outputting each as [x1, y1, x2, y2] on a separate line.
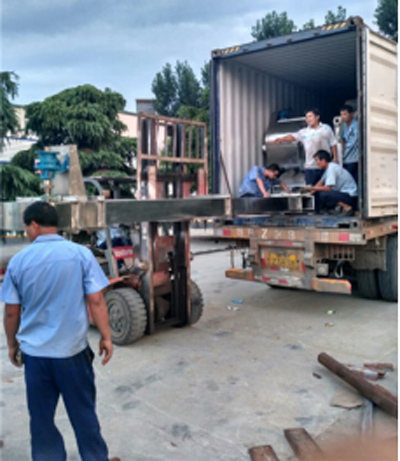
[152, 63, 179, 116]
[375, 0, 398, 41]
[251, 6, 348, 41]
[10, 146, 36, 173]
[26, 85, 126, 149]
[0, 72, 20, 146]
[78, 148, 126, 176]
[24, 84, 136, 181]
[324, 6, 346, 25]
[175, 61, 201, 108]
[152, 61, 203, 118]
[0, 164, 41, 201]
[251, 11, 296, 40]
[0, 72, 42, 201]
[302, 19, 316, 31]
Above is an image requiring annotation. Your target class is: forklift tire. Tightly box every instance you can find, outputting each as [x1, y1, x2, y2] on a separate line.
[175, 280, 204, 327]
[188, 280, 204, 325]
[377, 235, 398, 302]
[356, 270, 381, 300]
[105, 288, 147, 345]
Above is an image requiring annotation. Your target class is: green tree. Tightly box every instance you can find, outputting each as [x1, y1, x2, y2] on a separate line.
[175, 61, 201, 108]
[375, 0, 398, 41]
[26, 85, 126, 149]
[302, 19, 316, 30]
[251, 11, 296, 40]
[0, 72, 41, 201]
[10, 146, 36, 173]
[152, 60, 206, 120]
[0, 72, 20, 146]
[25, 84, 136, 179]
[151, 63, 178, 116]
[0, 164, 41, 201]
[324, 6, 346, 25]
[176, 62, 210, 124]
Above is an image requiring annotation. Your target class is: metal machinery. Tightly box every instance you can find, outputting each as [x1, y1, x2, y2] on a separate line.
[262, 116, 306, 191]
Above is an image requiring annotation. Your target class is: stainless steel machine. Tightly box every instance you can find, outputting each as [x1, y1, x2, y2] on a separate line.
[262, 116, 307, 191]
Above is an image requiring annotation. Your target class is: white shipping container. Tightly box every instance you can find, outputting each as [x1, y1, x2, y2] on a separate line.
[210, 17, 397, 219]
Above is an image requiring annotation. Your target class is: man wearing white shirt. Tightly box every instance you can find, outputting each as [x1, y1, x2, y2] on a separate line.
[274, 108, 338, 186]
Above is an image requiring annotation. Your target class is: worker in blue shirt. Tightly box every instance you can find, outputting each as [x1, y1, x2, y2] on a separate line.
[310, 150, 358, 215]
[238, 164, 290, 197]
[340, 104, 359, 183]
[1, 202, 120, 461]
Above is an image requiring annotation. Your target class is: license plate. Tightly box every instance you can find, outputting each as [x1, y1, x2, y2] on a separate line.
[261, 250, 300, 272]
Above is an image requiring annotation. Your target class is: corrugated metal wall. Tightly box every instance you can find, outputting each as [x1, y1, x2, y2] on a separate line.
[217, 61, 323, 195]
[364, 29, 398, 218]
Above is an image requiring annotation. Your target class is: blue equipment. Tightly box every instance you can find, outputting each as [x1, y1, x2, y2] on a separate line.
[34, 150, 70, 180]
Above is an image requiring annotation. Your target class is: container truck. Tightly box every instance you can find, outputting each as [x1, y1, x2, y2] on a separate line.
[210, 16, 398, 301]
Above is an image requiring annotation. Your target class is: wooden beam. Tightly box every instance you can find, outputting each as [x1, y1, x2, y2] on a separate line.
[284, 428, 323, 461]
[249, 445, 280, 461]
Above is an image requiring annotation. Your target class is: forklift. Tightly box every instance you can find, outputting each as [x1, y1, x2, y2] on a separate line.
[1, 114, 229, 345]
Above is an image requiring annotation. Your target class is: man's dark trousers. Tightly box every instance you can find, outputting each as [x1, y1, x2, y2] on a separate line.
[24, 347, 109, 461]
[314, 190, 356, 212]
[305, 169, 324, 186]
[343, 162, 358, 184]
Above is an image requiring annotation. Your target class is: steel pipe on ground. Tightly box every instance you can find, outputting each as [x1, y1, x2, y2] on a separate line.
[318, 352, 398, 419]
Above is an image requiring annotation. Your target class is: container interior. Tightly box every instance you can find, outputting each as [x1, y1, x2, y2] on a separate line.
[214, 29, 359, 196]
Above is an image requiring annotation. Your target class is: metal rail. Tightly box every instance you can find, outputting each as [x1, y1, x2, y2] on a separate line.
[1, 196, 321, 232]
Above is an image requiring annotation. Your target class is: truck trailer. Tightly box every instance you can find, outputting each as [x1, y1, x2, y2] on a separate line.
[210, 16, 398, 301]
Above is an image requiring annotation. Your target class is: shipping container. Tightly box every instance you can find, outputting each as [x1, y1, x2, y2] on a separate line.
[211, 16, 397, 218]
[210, 17, 398, 300]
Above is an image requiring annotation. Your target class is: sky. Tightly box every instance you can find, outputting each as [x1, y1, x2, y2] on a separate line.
[2, 0, 378, 112]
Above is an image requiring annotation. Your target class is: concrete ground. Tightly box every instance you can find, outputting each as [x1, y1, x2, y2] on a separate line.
[0, 238, 397, 460]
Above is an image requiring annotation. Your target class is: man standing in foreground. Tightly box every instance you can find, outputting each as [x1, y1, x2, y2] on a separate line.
[274, 108, 338, 186]
[2, 201, 120, 461]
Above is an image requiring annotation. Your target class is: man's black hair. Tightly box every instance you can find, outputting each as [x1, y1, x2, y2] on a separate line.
[266, 163, 281, 174]
[304, 107, 320, 117]
[23, 201, 59, 227]
[340, 104, 354, 113]
[313, 150, 332, 162]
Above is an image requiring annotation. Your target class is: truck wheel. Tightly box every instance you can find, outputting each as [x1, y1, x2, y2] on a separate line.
[105, 288, 147, 345]
[189, 280, 204, 325]
[356, 270, 381, 300]
[378, 235, 398, 302]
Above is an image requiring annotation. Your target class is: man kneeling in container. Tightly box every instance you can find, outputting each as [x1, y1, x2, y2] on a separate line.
[310, 150, 357, 216]
[238, 164, 290, 198]
[2, 201, 120, 461]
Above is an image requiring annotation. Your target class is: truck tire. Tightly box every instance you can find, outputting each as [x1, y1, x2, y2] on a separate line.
[105, 288, 147, 345]
[378, 235, 398, 302]
[356, 270, 381, 300]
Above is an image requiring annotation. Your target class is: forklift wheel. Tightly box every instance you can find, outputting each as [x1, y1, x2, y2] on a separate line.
[189, 280, 204, 325]
[105, 288, 147, 345]
[175, 280, 204, 327]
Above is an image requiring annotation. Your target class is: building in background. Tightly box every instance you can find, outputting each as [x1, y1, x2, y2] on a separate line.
[0, 106, 39, 163]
